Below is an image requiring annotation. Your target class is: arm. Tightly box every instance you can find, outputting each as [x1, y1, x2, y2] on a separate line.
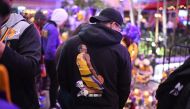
[0, 24, 41, 80]
[84, 54, 99, 77]
[84, 53, 104, 84]
[0, 43, 5, 58]
[84, 53, 104, 83]
[118, 49, 132, 109]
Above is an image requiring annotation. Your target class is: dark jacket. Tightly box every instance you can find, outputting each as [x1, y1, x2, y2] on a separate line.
[0, 13, 41, 109]
[156, 57, 190, 109]
[57, 24, 131, 109]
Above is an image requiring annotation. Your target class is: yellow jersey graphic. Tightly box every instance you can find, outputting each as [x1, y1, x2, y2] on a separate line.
[76, 44, 104, 97]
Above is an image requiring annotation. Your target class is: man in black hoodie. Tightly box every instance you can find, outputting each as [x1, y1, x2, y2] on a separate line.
[57, 8, 131, 109]
[0, 0, 41, 108]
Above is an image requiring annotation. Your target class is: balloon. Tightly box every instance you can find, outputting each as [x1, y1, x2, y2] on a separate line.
[71, 5, 80, 14]
[124, 23, 141, 43]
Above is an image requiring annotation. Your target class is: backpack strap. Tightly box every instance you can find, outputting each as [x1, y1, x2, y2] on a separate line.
[0, 28, 9, 42]
[0, 19, 30, 43]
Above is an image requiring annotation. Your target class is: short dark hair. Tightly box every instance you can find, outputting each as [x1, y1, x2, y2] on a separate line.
[78, 44, 87, 52]
[34, 10, 47, 21]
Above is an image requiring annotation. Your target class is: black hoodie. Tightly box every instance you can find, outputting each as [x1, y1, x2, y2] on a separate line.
[156, 57, 190, 109]
[0, 13, 40, 109]
[57, 24, 131, 109]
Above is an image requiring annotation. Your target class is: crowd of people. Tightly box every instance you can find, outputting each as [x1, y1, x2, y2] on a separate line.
[0, 0, 131, 108]
[0, 0, 190, 109]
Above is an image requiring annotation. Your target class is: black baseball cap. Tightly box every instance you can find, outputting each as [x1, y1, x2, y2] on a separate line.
[89, 8, 123, 26]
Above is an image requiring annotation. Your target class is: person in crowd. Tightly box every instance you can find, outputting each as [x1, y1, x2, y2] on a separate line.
[34, 10, 48, 82]
[0, 0, 41, 108]
[34, 10, 47, 32]
[41, 8, 68, 109]
[57, 8, 131, 109]
[34, 11, 50, 109]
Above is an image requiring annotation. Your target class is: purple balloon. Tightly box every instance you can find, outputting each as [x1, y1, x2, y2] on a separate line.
[124, 23, 141, 43]
[72, 5, 80, 14]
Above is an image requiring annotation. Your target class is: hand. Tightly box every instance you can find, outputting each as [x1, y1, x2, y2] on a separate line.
[97, 75, 104, 85]
[0, 42, 5, 59]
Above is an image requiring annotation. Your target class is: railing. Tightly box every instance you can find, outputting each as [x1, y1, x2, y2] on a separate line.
[164, 44, 190, 71]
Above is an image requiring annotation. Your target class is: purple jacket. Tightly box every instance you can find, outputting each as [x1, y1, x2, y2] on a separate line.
[41, 21, 60, 60]
[0, 99, 19, 109]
